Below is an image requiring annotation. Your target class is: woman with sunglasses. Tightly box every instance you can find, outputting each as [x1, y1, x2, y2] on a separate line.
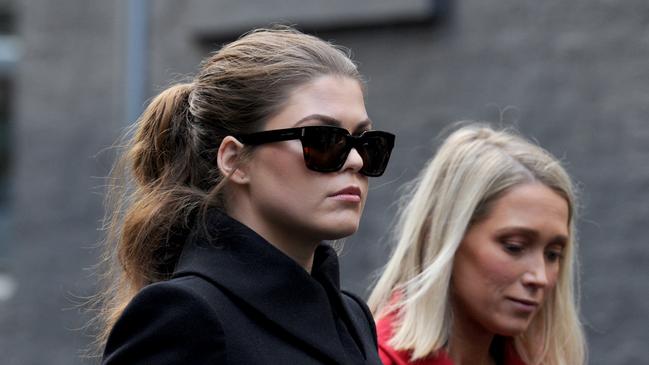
[97, 26, 393, 364]
[368, 125, 586, 365]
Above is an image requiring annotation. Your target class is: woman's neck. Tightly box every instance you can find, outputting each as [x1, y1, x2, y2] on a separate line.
[270, 235, 319, 273]
[226, 206, 319, 273]
[448, 310, 496, 365]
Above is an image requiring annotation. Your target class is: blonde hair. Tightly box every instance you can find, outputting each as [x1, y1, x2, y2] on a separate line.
[91, 26, 362, 354]
[368, 123, 586, 365]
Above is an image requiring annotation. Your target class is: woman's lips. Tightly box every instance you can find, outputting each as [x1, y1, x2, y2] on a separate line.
[506, 297, 540, 313]
[329, 186, 362, 202]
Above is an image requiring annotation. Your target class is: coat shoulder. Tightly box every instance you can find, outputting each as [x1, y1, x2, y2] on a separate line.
[102, 276, 227, 365]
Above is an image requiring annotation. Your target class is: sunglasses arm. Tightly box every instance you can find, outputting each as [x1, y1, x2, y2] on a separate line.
[234, 128, 303, 146]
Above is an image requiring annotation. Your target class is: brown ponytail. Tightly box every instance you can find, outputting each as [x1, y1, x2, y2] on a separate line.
[130, 83, 193, 185]
[93, 83, 210, 352]
[119, 83, 195, 283]
[92, 25, 363, 354]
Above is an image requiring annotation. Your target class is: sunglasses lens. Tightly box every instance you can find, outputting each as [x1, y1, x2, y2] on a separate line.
[300, 127, 394, 176]
[357, 134, 394, 177]
[302, 128, 350, 172]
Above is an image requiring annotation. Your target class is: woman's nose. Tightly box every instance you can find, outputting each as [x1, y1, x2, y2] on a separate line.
[342, 147, 364, 173]
[521, 254, 549, 289]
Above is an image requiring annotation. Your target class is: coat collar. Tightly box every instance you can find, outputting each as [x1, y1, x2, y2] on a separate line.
[173, 209, 363, 364]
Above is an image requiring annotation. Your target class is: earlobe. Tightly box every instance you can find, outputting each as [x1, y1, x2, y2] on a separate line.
[217, 136, 249, 184]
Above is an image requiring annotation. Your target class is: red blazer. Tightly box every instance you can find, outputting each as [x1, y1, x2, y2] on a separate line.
[376, 310, 526, 365]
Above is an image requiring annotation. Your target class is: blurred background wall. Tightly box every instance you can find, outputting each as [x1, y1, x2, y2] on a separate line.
[0, 0, 648, 364]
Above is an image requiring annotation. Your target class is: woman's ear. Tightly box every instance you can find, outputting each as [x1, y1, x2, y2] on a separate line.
[217, 136, 250, 185]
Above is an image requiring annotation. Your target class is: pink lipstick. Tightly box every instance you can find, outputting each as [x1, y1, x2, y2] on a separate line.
[329, 186, 362, 202]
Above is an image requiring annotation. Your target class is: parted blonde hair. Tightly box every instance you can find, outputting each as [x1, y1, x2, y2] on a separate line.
[368, 123, 586, 365]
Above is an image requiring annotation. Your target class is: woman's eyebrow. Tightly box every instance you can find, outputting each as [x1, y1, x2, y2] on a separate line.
[294, 114, 340, 127]
[549, 236, 568, 248]
[293, 114, 373, 130]
[495, 226, 568, 246]
[354, 119, 373, 133]
[495, 226, 540, 240]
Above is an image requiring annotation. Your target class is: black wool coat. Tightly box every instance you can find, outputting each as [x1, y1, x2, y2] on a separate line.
[102, 211, 382, 365]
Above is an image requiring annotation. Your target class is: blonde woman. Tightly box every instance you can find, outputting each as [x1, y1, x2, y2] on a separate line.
[368, 124, 586, 365]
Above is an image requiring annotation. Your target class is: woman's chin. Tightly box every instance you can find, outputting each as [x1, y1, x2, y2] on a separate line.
[492, 320, 532, 337]
[320, 223, 360, 241]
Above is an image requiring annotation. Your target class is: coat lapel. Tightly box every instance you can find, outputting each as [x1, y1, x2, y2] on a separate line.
[173, 210, 354, 364]
[311, 246, 370, 359]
